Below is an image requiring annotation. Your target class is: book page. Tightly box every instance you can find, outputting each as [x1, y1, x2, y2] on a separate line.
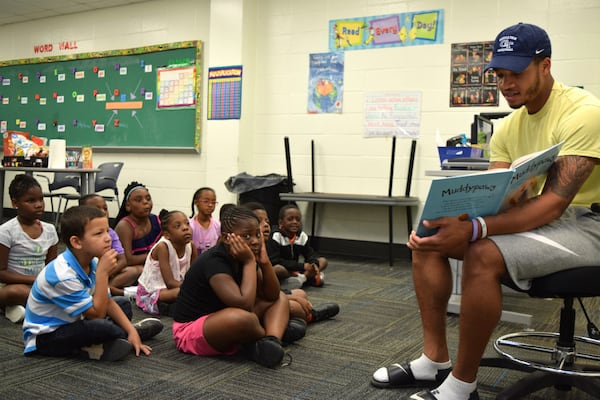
[500, 142, 564, 211]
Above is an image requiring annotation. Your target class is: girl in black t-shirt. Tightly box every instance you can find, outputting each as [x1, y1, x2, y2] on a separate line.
[172, 206, 304, 368]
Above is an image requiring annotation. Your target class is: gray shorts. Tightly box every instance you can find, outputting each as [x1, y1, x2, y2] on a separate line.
[490, 206, 600, 290]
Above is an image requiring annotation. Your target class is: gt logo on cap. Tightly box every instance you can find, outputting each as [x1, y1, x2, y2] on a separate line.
[497, 36, 517, 53]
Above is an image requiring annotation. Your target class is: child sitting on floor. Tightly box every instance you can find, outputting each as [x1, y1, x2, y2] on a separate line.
[136, 209, 197, 316]
[267, 204, 328, 289]
[244, 202, 339, 323]
[23, 205, 163, 361]
[189, 187, 221, 254]
[114, 182, 162, 289]
[173, 206, 305, 368]
[0, 174, 58, 323]
[79, 194, 130, 296]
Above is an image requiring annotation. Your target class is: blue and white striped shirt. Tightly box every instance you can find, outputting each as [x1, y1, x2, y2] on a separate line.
[23, 249, 97, 354]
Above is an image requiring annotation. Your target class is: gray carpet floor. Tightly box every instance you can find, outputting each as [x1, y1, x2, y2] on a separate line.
[1, 256, 599, 399]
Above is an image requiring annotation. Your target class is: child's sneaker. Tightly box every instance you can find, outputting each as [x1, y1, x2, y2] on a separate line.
[242, 336, 285, 368]
[309, 302, 340, 323]
[282, 317, 307, 345]
[5, 305, 26, 323]
[306, 272, 325, 287]
[80, 338, 132, 361]
[133, 318, 163, 341]
[123, 286, 138, 300]
[280, 276, 303, 291]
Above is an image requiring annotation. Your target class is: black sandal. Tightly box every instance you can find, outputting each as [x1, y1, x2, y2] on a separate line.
[370, 362, 451, 389]
[409, 388, 479, 400]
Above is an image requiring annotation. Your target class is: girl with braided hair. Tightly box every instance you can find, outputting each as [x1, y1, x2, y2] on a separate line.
[189, 187, 221, 254]
[173, 206, 305, 368]
[113, 182, 162, 291]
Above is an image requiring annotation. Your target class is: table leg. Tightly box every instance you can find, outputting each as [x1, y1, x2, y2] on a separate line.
[388, 206, 393, 266]
[80, 171, 96, 195]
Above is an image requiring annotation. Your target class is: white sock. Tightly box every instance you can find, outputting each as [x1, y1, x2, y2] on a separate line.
[409, 353, 452, 381]
[429, 373, 477, 400]
[296, 274, 307, 284]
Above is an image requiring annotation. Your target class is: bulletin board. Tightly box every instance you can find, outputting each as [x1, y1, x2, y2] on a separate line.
[0, 41, 203, 152]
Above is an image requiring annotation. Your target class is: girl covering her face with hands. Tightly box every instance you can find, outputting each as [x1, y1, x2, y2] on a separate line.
[172, 206, 305, 368]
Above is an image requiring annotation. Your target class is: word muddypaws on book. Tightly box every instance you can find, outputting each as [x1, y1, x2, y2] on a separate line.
[417, 142, 564, 237]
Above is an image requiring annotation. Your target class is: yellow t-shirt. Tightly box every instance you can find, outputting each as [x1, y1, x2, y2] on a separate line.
[490, 81, 600, 207]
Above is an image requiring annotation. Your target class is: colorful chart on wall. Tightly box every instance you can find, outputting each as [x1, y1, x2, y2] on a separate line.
[330, 9, 444, 51]
[0, 41, 203, 151]
[207, 66, 242, 120]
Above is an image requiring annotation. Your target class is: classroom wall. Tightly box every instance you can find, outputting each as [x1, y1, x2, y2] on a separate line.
[1, 0, 599, 245]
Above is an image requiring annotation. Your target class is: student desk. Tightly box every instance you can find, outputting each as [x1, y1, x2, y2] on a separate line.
[425, 168, 532, 326]
[0, 166, 100, 221]
[279, 192, 420, 267]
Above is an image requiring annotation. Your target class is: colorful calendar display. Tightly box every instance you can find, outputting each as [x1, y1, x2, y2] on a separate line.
[157, 66, 196, 108]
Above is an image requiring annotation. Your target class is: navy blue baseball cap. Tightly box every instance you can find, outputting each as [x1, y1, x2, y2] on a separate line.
[485, 23, 551, 73]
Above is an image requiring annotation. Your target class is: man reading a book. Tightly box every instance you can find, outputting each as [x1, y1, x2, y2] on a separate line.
[371, 23, 600, 400]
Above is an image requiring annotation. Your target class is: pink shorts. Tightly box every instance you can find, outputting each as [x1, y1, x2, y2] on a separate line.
[172, 315, 238, 356]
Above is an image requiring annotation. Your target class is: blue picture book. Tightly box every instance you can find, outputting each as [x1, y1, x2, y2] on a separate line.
[417, 141, 564, 237]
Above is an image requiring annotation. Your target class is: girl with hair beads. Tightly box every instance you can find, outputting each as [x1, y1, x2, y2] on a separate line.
[173, 206, 305, 368]
[189, 187, 221, 254]
[0, 175, 59, 323]
[114, 182, 162, 286]
[136, 210, 197, 316]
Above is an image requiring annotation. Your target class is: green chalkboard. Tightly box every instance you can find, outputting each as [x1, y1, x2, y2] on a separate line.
[0, 41, 202, 151]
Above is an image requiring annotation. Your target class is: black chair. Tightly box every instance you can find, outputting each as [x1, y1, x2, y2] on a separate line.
[36, 172, 81, 226]
[94, 162, 124, 206]
[481, 203, 600, 399]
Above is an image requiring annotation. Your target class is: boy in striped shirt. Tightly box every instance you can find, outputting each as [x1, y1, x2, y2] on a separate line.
[23, 206, 162, 361]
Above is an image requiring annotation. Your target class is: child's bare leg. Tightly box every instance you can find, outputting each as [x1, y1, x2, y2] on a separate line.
[289, 299, 308, 320]
[110, 266, 142, 289]
[273, 264, 291, 280]
[0, 283, 30, 306]
[317, 257, 328, 271]
[256, 291, 289, 339]
[204, 308, 265, 352]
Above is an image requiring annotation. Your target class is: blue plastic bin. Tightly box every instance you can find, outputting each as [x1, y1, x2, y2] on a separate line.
[437, 146, 483, 166]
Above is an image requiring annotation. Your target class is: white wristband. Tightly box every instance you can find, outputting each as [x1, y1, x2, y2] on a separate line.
[476, 216, 487, 239]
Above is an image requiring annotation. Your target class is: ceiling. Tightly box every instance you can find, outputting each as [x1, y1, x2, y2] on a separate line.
[0, 0, 152, 27]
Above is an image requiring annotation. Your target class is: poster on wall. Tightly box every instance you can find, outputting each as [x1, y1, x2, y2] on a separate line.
[307, 52, 344, 114]
[207, 65, 242, 120]
[157, 66, 196, 109]
[329, 9, 443, 51]
[364, 91, 421, 138]
[450, 41, 498, 107]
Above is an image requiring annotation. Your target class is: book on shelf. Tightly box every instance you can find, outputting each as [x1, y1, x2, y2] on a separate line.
[417, 141, 564, 237]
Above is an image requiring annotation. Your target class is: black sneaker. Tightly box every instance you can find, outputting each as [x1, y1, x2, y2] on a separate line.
[310, 302, 339, 322]
[80, 338, 132, 361]
[282, 318, 307, 345]
[133, 318, 163, 341]
[242, 336, 285, 368]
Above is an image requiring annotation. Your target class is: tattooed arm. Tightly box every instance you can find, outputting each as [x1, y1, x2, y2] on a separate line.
[484, 155, 596, 236]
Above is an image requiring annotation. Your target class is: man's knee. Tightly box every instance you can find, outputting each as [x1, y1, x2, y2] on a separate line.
[463, 240, 506, 280]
